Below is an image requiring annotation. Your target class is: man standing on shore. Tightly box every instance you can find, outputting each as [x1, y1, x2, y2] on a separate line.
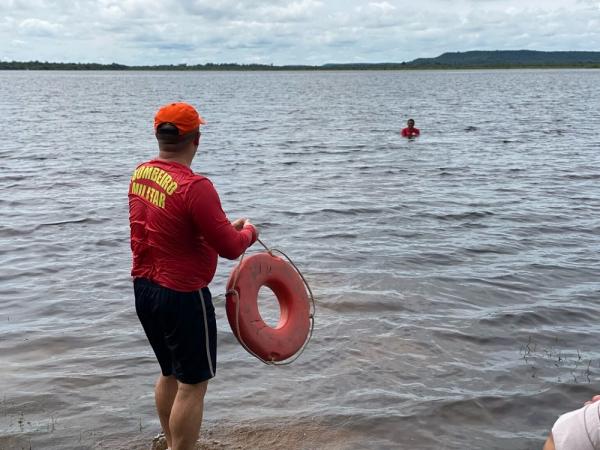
[129, 102, 258, 450]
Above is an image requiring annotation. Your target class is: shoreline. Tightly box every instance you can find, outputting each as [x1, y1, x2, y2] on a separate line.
[2, 66, 600, 72]
[4, 50, 600, 71]
[3, 63, 600, 72]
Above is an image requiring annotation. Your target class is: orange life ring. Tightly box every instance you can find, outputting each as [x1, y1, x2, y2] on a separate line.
[225, 252, 311, 362]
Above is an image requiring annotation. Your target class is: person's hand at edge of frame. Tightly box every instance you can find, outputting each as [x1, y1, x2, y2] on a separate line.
[584, 395, 600, 406]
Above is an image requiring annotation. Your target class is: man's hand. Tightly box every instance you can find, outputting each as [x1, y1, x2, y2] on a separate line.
[245, 219, 259, 242]
[584, 395, 600, 405]
[232, 217, 248, 231]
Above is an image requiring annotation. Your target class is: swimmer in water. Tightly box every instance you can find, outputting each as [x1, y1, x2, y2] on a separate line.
[401, 118, 420, 138]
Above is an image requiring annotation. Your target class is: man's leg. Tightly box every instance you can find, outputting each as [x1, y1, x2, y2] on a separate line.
[155, 374, 178, 449]
[169, 380, 209, 450]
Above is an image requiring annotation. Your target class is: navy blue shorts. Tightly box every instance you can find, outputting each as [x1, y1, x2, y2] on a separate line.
[134, 278, 217, 384]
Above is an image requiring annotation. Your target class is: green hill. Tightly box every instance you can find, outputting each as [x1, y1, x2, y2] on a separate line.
[407, 50, 600, 68]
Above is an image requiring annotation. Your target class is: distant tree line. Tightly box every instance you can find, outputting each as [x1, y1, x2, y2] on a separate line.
[0, 61, 316, 71]
[0, 60, 407, 71]
[2, 51, 600, 71]
[0, 61, 130, 70]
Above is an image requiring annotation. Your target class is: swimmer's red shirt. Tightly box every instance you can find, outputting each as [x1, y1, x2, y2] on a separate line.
[401, 127, 420, 137]
[128, 159, 257, 292]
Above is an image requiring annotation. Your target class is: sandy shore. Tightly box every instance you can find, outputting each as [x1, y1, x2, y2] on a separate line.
[105, 419, 365, 450]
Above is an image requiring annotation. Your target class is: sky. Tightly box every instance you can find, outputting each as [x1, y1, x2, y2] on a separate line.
[1, 0, 600, 65]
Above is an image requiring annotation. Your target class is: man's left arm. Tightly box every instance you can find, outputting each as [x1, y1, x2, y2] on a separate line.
[186, 179, 257, 259]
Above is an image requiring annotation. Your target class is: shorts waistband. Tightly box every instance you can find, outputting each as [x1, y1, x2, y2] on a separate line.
[134, 277, 210, 295]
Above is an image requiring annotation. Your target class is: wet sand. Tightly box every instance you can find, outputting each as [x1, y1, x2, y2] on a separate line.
[94, 419, 368, 450]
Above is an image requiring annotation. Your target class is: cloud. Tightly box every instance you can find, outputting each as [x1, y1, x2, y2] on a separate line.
[18, 18, 63, 37]
[178, 0, 243, 20]
[261, 0, 324, 22]
[0, 0, 48, 12]
[368, 2, 396, 12]
[178, 0, 323, 23]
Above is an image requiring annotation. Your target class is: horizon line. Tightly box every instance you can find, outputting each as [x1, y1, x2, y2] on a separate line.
[4, 49, 600, 68]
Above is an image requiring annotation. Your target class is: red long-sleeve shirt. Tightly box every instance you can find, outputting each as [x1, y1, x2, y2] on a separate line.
[128, 159, 257, 292]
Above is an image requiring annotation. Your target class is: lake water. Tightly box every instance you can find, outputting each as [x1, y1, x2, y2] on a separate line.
[1, 69, 600, 449]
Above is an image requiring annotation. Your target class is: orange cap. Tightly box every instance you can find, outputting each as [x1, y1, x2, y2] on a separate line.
[154, 102, 206, 135]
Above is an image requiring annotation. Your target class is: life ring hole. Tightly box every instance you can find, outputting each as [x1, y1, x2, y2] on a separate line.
[257, 286, 282, 328]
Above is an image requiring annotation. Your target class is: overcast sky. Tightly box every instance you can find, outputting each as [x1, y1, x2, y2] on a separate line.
[1, 0, 600, 65]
